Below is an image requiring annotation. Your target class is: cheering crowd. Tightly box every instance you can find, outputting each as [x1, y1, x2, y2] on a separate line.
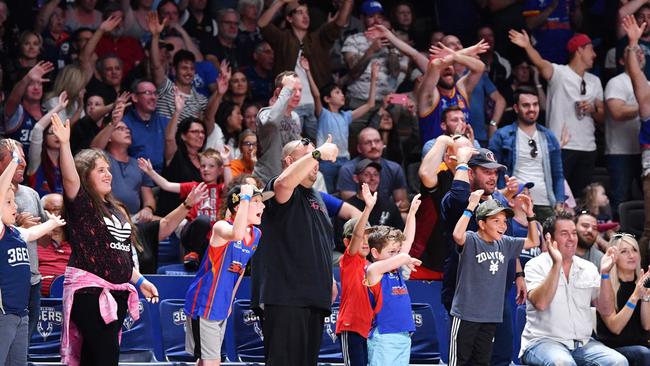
[1, 0, 650, 365]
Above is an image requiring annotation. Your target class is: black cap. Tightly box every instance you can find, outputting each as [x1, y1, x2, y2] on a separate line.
[226, 185, 274, 213]
[468, 148, 506, 171]
[354, 158, 382, 174]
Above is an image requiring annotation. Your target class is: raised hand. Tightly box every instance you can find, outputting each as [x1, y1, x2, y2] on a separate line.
[546, 233, 563, 264]
[299, 55, 310, 72]
[173, 87, 185, 112]
[50, 113, 70, 144]
[622, 15, 646, 45]
[137, 157, 154, 175]
[455, 146, 479, 164]
[281, 74, 299, 90]
[99, 13, 122, 33]
[504, 175, 520, 198]
[509, 29, 531, 49]
[429, 42, 455, 60]
[111, 101, 127, 124]
[116, 91, 132, 106]
[405, 256, 423, 272]
[370, 61, 379, 81]
[26, 61, 54, 83]
[219, 145, 232, 162]
[240, 183, 255, 198]
[464, 38, 490, 57]
[185, 182, 208, 207]
[365, 24, 391, 41]
[467, 189, 484, 210]
[361, 182, 377, 209]
[44, 210, 66, 228]
[54, 91, 69, 113]
[409, 193, 422, 214]
[517, 194, 535, 217]
[316, 134, 339, 162]
[146, 11, 166, 36]
[600, 246, 618, 274]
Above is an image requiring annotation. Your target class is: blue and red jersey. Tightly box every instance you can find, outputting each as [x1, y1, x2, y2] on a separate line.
[368, 269, 415, 334]
[418, 87, 470, 144]
[184, 224, 261, 321]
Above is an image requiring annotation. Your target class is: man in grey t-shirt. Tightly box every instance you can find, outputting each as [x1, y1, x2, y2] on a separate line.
[253, 71, 303, 184]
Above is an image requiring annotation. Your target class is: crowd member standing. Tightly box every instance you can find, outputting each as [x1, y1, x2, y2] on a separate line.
[510, 29, 604, 198]
[51, 114, 159, 366]
[184, 184, 269, 366]
[251, 136, 339, 366]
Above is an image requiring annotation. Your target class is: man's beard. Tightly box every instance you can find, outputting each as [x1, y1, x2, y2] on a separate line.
[577, 235, 595, 250]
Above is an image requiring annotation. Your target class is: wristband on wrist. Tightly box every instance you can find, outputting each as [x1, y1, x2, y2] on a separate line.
[456, 164, 469, 171]
[626, 300, 637, 310]
[515, 271, 525, 278]
[182, 200, 193, 210]
[144, 205, 154, 212]
[239, 194, 251, 201]
[526, 215, 537, 222]
[135, 276, 145, 288]
[601, 273, 610, 280]
[463, 209, 473, 218]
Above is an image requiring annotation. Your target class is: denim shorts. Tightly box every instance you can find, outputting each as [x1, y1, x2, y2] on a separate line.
[367, 329, 411, 366]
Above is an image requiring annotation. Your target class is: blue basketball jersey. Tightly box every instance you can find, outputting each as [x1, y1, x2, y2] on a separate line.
[0, 225, 31, 316]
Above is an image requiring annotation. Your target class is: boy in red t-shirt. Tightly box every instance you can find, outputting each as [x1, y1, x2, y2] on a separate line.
[336, 182, 376, 366]
[138, 148, 232, 267]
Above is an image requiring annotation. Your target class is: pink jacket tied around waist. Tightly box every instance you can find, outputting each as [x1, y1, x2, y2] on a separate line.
[60, 266, 140, 366]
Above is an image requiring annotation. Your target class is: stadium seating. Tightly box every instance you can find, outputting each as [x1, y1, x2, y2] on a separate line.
[156, 263, 197, 276]
[410, 303, 439, 363]
[48, 275, 64, 298]
[29, 298, 63, 362]
[119, 299, 158, 362]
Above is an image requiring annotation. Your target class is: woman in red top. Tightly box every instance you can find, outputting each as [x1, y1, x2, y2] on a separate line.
[52, 114, 158, 366]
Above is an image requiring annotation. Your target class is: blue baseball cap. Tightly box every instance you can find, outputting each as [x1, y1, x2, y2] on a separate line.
[515, 182, 535, 197]
[361, 1, 383, 16]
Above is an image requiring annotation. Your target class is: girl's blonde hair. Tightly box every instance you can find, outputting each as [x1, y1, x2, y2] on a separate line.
[608, 234, 643, 311]
[46, 65, 86, 114]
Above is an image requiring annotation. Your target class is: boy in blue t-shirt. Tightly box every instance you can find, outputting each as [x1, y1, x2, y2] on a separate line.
[0, 141, 66, 365]
[303, 57, 379, 192]
[449, 190, 539, 365]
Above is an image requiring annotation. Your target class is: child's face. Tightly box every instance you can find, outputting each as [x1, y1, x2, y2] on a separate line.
[327, 87, 345, 107]
[2, 189, 17, 226]
[479, 212, 508, 241]
[200, 156, 221, 184]
[359, 233, 371, 257]
[595, 186, 609, 207]
[244, 196, 265, 225]
[372, 239, 400, 261]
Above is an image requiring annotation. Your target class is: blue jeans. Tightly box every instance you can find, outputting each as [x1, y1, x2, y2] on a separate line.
[0, 314, 29, 365]
[521, 338, 628, 366]
[319, 158, 349, 194]
[615, 345, 650, 366]
[607, 154, 641, 220]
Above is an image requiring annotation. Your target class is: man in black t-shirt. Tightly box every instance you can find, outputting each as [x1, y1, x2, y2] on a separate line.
[251, 136, 339, 366]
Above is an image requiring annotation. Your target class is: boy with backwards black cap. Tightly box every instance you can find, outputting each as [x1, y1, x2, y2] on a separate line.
[448, 189, 539, 366]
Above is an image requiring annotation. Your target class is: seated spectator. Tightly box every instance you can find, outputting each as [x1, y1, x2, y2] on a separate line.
[64, 0, 102, 32]
[93, 4, 144, 77]
[510, 29, 604, 198]
[242, 102, 259, 132]
[229, 129, 257, 178]
[37, 193, 71, 297]
[236, 0, 264, 66]
[121, 0, 154, 42]
[2, 30, 43, 95]
[225, 70, 251, 107]
[313, 60, 377, 193]
[580, 182, 615, 223]
[28, 93, 69, 196]
[345, 158, 404, 229]
[43, 65, 86, 126]
[489, 87, 564, 223]
[252, 71, 302, 184]
[179, 0, 218, 51]
[368, 101, 419, 167]
[91, 101, 156, 221]
[36, 2, 72, 76]
[214, 100, 244, 159]
[70, 93, 110, 155]
[148, 12, 222, 121]
[138, 148, 231, 268]
[244, 41, 274, 105]
[336, 127, 408, 208]
[574, 211, 606, 268]
[597, 234, 650, 365]
[509, 183, 544, 267]
[120, 79, 174, 173]
[3, 62, 53, 158]
[156, 117, 205, 216]
[519, 212, 627, 365]
[202, 8, 244, 69]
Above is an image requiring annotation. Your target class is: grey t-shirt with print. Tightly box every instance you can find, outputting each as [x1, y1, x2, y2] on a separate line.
[451, 231, 524, 323]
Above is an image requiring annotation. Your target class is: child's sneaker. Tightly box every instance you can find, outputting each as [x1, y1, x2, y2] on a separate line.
[184, 252, 200, 271]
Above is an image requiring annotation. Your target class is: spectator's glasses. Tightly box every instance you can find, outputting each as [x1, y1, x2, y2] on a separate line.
[580, 79, 586, 95]
[528, 139, 538, 158]
[241, 141, 256, 149]
[612, 233, 635, 240]
[287, 138, 314, 157]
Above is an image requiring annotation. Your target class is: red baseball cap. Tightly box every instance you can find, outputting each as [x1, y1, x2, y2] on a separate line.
[566, 33, 592, 53]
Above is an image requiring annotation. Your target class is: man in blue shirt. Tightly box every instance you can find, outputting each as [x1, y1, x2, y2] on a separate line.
[122, 79, 172, 173]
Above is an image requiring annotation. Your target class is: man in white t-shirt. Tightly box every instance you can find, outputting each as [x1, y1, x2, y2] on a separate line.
[604, 42, 646, 219]
[510, 30, 605, 197]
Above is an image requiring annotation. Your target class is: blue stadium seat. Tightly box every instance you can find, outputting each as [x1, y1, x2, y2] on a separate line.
[406, 280, 449, 364]
[231, 299, 265, 362]
[410, 303, 440, 363]
[29, 298, 63, 362]
[156, 263, 197, 276]
[48, 275, 64, 298]
[513, 304, 527, 365]
[119, 299, 158, 362]
[158, 234, 181, 267]
[158, 299, 195, 361]
[318, 304, 342, 363]
[144, 274, 195, 300]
